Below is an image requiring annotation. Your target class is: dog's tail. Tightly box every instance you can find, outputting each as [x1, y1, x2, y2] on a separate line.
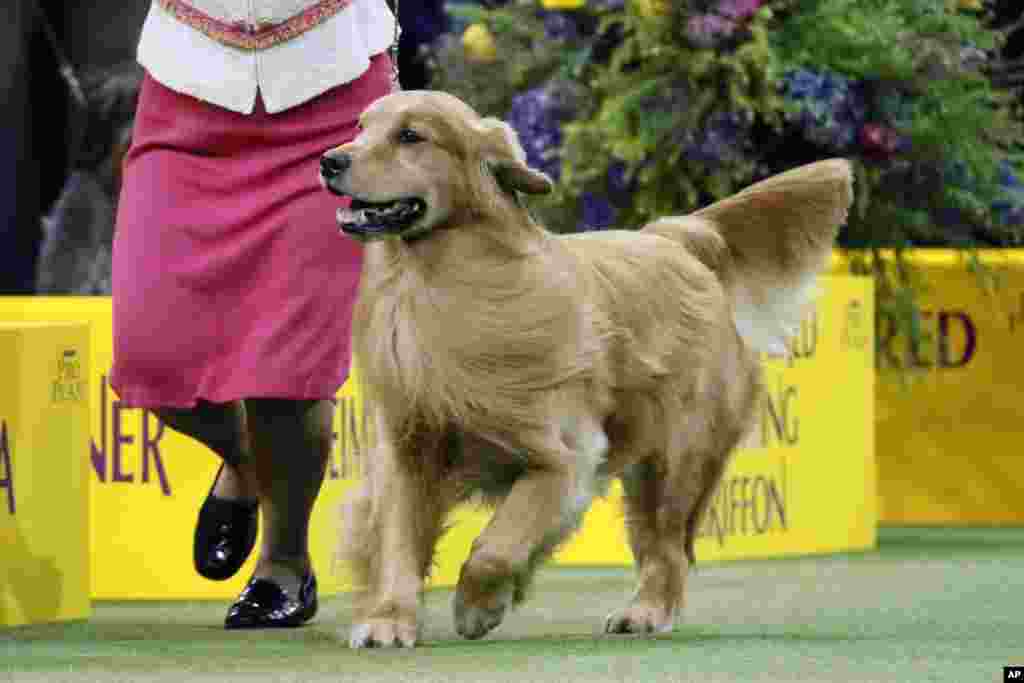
[642, 159, 852, 356]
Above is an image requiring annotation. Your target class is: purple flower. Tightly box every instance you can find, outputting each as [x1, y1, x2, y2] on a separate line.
[683, 110, 752, 165]
[686, 13, 736, 49]
[605, 160, 636, 207]
[934, 207, 970, 229]
[784, 69, 825, 99]
[543, 12, 579, 41]
[577, 192, 617, 231]
[781, 69, 868, 152]
[686, 0, 762, 48]
[506, 83, 582, 182]
[716, 0, 763, 20]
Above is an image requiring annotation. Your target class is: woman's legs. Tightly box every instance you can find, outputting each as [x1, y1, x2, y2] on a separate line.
[155, 400, 257, 501]
[155, 397, 332, 604]
[243, 398, 333, 592]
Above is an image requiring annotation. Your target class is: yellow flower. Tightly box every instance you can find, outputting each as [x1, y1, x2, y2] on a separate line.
[634, 0, 671, 17]
[541, 0, 585, 7]
[462, 23, 498, 63]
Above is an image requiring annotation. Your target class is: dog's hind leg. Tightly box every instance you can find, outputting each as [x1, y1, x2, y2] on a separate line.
[606, 432, 739, 635]
[605, 455, 692, 635]
[453, 412, 609, 640]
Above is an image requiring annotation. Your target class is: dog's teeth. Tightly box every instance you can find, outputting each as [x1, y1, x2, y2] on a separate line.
[337, 199, 420, 232]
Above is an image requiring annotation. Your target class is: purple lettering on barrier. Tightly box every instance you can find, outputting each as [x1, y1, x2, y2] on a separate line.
[729, 478, 749, 535]
[90, 375, 174, 494]
[938, 311, 976, 368]
[767, 475, 787, 529]
[90, 375, 109, 481]
[751, 476, 767, 533]
[141, 410, 171, 496]
[111, 401, 134, 483]
[0, 420, 14, 515]
[762, 378, 799, 447]
[787, 312, 818, 365]
[698, 470, 788, 547]
[877, 309, 978, 369]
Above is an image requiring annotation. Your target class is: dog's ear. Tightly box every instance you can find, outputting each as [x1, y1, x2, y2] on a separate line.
[476, 118, 554, 196]
[491, 161, 555, 196]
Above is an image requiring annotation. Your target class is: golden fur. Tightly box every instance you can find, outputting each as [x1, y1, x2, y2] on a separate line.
[321, 90, 853, 647]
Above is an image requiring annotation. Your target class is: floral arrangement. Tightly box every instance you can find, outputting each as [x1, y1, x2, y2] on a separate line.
[427, 0, 1024, 352]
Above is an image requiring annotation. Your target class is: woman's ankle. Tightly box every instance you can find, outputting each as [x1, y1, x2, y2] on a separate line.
[212, 462, 258, 502]
[252, 556, 311, 593]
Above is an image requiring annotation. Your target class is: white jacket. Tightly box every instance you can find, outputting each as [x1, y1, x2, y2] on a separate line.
[137, 0, 398, 114]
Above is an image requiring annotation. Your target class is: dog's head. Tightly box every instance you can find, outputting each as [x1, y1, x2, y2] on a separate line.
[320, 90, 553, 242]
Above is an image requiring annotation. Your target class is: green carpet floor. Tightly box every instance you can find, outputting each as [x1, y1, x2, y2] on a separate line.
[3, 527, 1022, 682]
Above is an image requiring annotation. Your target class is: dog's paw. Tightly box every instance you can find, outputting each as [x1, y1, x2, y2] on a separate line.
[604, 604, 674, 635]
[453, 555, 517, 640]
[453, 590, 511, 640]
[348, 619, 419, 649]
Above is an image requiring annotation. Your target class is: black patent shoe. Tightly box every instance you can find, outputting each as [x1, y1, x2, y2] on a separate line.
[224, 571, 318, 629]
[194, 463, 259, 581]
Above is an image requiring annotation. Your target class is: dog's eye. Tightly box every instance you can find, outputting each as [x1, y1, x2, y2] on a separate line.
[396, 128, 424, 145]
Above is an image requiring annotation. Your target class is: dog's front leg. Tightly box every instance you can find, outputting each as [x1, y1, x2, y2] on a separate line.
[347, 457, 423, 648]
[454, 420, 607, 640]
[347, 420, 449, 648]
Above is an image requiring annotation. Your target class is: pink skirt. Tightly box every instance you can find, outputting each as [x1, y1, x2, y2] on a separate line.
[110, 54, 392, 408]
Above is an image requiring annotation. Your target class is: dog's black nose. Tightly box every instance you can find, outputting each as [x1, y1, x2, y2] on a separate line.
[320, 152, 351, 179]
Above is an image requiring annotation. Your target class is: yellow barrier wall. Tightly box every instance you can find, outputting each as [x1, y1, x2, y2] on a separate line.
[0, 322, 91, 626]
[0, 299, 364, 601]
[832, 250, 1024, 525]
[0, 277, 874, 599]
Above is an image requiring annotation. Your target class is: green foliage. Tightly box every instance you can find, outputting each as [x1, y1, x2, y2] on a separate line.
[428, 0, 1024, 371]
[771, 0, 1021, 247]
[429, 1, 571, 117]
[770, 0, 996, 80]
[559, 4, 788, 228]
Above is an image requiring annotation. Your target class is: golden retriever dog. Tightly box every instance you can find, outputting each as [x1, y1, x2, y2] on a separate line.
[319, 90, 852, 648]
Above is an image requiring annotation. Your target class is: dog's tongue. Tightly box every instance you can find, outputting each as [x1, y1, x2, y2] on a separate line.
[336, 206, 364, 227]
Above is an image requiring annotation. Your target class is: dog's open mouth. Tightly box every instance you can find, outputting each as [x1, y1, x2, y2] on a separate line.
[335, 197, 427, 241]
